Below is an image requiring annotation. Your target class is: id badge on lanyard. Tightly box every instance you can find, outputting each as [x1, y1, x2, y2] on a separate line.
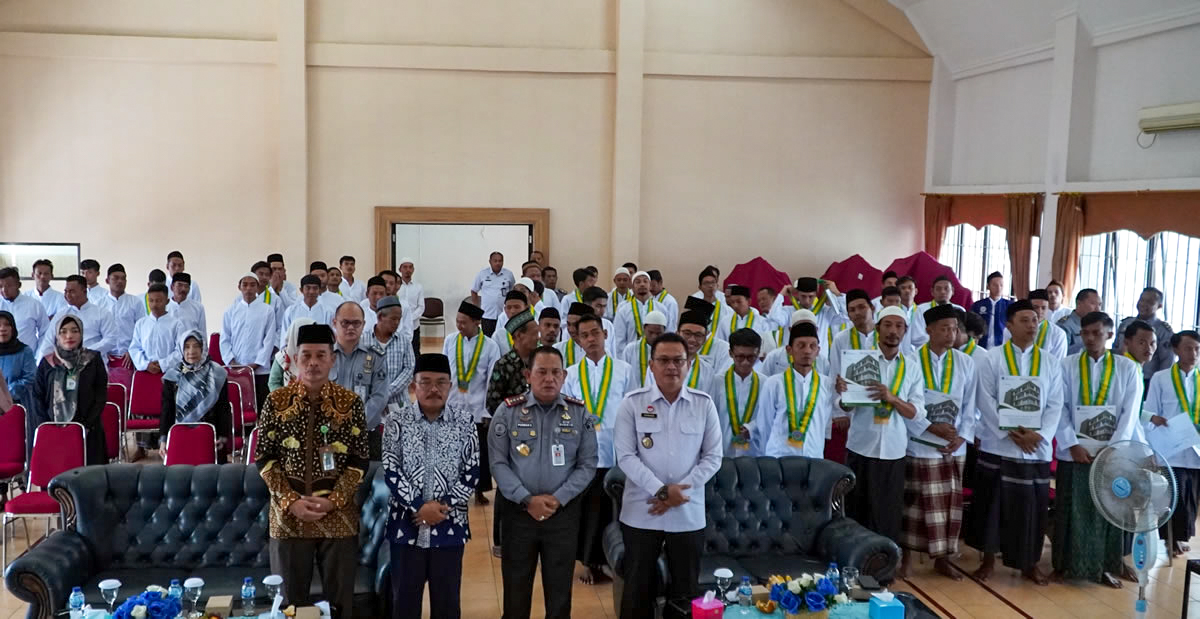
[318, 425, 336, 472]
[65, 374, 78, 391]
[551, 443, 566, 467]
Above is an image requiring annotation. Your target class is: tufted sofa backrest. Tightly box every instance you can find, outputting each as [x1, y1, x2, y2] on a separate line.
[701, 457, 852, 557]
[50, 463, 385, 571]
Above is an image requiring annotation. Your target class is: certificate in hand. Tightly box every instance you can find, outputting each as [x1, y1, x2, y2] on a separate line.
[1074, 405, 1117, 456]
[1146, 415, 1200, 459]
[914, 391, 960, 448]
[840, 349, 884, 407]
[997, 375, 1043, 430]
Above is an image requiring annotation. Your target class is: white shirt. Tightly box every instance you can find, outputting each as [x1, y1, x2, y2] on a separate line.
[622, 339, 656, 389]
[697, 336, 730, 371]
[761, 346, 829, 377]
[758, 367, 834, 459]
[129, 313, 185, 371]
[563, 354, 637, 469]
[443, 330, 502, 423]
[712, 366, 769, 457]
[359, 298, 378, 333]
[557, 289, 587, 318]
[24, 287, 67, 320]
[907, 346, 978, 458]
[397, 279, 425, 333]
[96, 292, 145, 356]
[554, 337, 587, 368]
[844, 350, 928, 461]
[653, 291, 680, 332]
[614, 383, 723, 532]
[37, 302, 118, 359]
[641, 356, 718, 401]
[715, 308, 772, 343]
[975, 342, 1066, 461]
[909, 301, 965, 348]
[169, 275, 202, 304]
[829, 326, 879, 427]
[606, 288, 634, 321]
[0, 293, 48, 350]
[1055, 352, 1143, 461]
[255, 287, 286, 324]
[167, 298, 206, 336]
[1144, 365, 1200, 469]
[471, 267, 515, 321]
[220, 298, 277, 375]
[339, 277, 366, 303]
[86, 284, 108, 305]
[1002, 320, 1069, 361]
[319, 290, 347, 313]
[279, 300, 334, 349]
[1049, 306, 1073, 326]
[690, 289, 726, 303]
[611, 295, 661, 354]
[279, 280, 300, 305]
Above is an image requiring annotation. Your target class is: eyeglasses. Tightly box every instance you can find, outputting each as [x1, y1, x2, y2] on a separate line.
[732, 354, 758, 362]
[338, 320, 365, 329]
[653, 357, 688, 367]
[416, 379, 452, 390]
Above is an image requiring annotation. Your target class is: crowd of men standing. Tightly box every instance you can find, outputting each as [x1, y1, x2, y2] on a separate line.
[0, 248, 1193, 619]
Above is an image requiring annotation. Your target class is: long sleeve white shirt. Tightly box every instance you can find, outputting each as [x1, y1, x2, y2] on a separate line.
[168, 275, 202, 304]
[759, 367, 834, 459]
[655, 291, 680, 332]
[96, 292, 144, 356]
[712, 366, 769, 457]
[622, 339, 655, 389]
[443, 331, 502, 423]
[844, 350, 927, 461]
[975, 342, 1065, 462]
[611, 295, 661, 354]
[614, 383, 723, 532]
[907, 346, 979, 458]
[1002, 320, 1069, 361]
[397, 280, 425, 333]
[761, 346, 829, 377]
[1055, 352, 1143, 461]
[830, 327, 879, 426]
[909, 301, 966, 348]
[129, 313, 185, 371]
[86, 285, 108, 305]
[220, 299, 276, 375]
[715, 308, 772, 344]
[318, 290, 348, 313]
[23, 287, 67, 320]
[279, 300, 334, 349]
[0, 293, 48, 350]
[166, 299, 206, 336]
[1143, 365, 1200, 470]
[37, 302, 118, 358]
[339, 277, 366, 303]
[563, 355, 636, 468]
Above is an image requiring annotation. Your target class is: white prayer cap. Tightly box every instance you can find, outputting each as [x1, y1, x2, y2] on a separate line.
[632, 270, 651, 282]
[790, 309, 817, 326]
[398, 257, 415, 266]
[516, 277, 536, 291]
[644, 310, 668, 326]
[239, 272, 259, 283]
[876, 306, 910, 325]
[614, 267, 630, 278]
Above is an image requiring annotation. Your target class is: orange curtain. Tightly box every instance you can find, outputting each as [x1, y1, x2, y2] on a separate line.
[923, 195, 953, 257]
[1050, 193, 1084, 297]
[1080, 191, 1200, 238]
[1005, 194, 1041, 299]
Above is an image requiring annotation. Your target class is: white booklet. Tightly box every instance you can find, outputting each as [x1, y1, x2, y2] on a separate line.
[1147, 415, 1200, 459]
[840, 349, 884, 407]
[997, 375, 1043, 430]
[1073, 405, 1117, 456]
[913, 391, 961, 448]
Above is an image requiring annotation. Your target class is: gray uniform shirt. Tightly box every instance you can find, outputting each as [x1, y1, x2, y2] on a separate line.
[1113, 316, 1176, 380]
[488, 390, 598, 506]
[332, 342, 390, 429]
[1057, 310, 1084, 356]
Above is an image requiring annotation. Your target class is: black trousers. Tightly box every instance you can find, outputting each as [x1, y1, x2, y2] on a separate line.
[619, 524, 704, 619]
[254, 373, 270, 412]
[476, 421, 493, 493]
[368, 427, 383, 461]
[390, 542, 465, 619]
[500, 496, 580, 619]
[845, 451, 906, 545]
[269, 536, 357, 619]
[411, 328, 421, 357]
[482, 319, 498, 337]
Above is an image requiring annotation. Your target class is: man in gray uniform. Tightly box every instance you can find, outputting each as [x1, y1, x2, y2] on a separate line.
[489, 346, 598, 619]
[332, 301, 390, 459]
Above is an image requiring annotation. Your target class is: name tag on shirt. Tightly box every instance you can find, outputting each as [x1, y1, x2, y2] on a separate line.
[320, 446, 336, 472]
[551, 444, 565, 467]
[354, 385, 367, 400]
[66, 376, 77, 391]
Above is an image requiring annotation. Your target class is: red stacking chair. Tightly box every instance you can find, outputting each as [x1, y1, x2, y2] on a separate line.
[163, 422, 217, 466]
[3, 422, 85, 567]
[107, 366, 134, 393]
[245, 427, 259, 465]
[125, 371, 165, 446]
[102, 402, 121, 462]
[226, 366, 258, 454]
[106, 383, 127, 460]
[0, 406, 27, 497]
[209, 333, 223, 365]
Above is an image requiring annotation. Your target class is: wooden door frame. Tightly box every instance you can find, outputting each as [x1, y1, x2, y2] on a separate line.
[373, 207, 550, 274]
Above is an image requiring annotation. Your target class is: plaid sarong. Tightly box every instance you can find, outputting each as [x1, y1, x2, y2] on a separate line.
[901, 455, 964, 558]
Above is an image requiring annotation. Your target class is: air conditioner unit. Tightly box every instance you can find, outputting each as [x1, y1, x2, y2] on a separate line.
[1138, 102, 1200, 133]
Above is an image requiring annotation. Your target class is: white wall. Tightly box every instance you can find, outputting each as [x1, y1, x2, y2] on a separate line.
[948, 61, 1052, 186]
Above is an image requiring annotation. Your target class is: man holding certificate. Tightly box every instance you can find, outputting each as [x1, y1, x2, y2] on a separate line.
[758, 322, 834, 459]
[836, 305, 926, 546]
[1144, 330, 1200, 557]
[1051, 312, 1143, 587]
[965, 300, 1064, 585]
[900, 304, 977, 581]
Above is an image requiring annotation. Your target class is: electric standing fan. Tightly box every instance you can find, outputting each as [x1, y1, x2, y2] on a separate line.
[1090, 440, 1177, 619]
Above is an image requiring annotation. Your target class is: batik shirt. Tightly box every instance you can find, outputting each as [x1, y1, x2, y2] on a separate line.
[486, 349, 529, 414]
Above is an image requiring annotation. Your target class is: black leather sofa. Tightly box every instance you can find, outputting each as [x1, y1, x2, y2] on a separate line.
[602, 456, 900, 609]
[4, 463, 391, 619]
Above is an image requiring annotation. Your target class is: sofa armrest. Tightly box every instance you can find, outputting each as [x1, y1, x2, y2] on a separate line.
[812, 517, 900, 584]
[374, 539, 391, 595]
[601, 521, 625, 575]
[4, 530, 97, 618]
[603, 466, 626, 510]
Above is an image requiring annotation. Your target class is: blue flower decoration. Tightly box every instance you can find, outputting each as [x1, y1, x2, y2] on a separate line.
[769, 582, 788, 602]
[112, 591, 182, 619]
[816, 576, 839, 597]
[779, 591, 802, 614]
[805, 591, 828, 612]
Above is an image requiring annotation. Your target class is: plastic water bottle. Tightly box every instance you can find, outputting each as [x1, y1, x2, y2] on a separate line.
[168, 579, 183, 600]
[827, 562, 842, 591]
[67, 586, 85, 618]
[241, 577, 256, 617]
[737, 576, 753, 606]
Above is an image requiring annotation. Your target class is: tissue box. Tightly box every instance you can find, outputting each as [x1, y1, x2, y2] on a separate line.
[692, 595, 725, 619]
[868, 595, 904, 619]
[206, 594, 234, 617]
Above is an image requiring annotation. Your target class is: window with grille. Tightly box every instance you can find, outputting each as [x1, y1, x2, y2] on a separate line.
[938, 224, 1040, 297]
[1075, 230, 1200, 331]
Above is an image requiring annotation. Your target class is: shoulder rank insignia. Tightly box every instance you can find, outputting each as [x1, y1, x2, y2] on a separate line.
[503, 393, 528, 407]
[563, 395, 585, 407]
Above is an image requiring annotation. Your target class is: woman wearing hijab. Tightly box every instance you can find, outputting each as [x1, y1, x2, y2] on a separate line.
[31, 315, 108, 464]
[268, 317, 315, 392]
[0, 311, 36, 407]
[160, 330, 232, 463]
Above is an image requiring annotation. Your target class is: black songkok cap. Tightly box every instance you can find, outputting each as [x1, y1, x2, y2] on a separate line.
[728, 285, 751, 299]
[568, 302, 593, 317]
[923, 303, 959, 325]
[297, 324, 334, 345]
[458, 301, 484, 320]
[795, 277, 819, 293]
[414, 353, 452, 375]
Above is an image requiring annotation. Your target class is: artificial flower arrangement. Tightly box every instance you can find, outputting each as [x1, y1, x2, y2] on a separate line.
[764, 573, 851, 618]
[111, 586, 183, 619]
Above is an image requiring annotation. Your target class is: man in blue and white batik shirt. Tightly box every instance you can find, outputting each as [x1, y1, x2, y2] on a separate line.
[383, 353, 479, 619]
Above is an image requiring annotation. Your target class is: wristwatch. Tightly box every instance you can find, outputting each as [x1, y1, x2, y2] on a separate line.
[655, 485, 670, 502]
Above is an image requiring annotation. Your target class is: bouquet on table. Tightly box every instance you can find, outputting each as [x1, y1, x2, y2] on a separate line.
[111, 586, 183, 619]
[762, 573, 850, 618]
